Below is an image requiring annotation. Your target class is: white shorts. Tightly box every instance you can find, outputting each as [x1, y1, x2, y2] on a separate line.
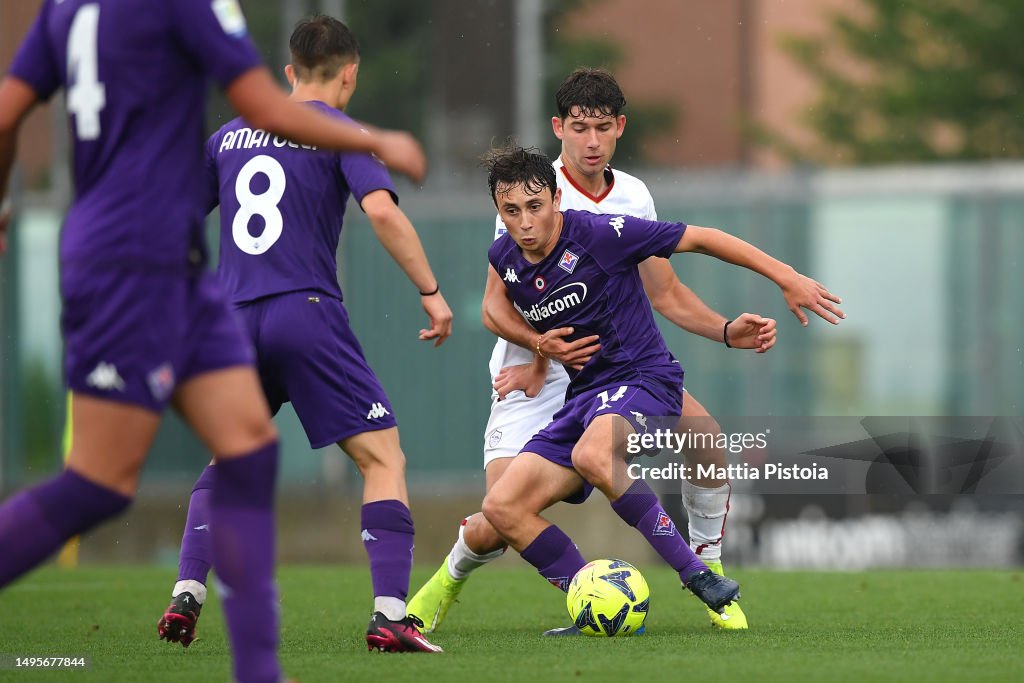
[482, 374, 569, 468]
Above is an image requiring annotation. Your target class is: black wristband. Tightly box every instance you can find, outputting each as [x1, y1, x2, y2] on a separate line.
[419, 284, 440, 296]
[723, 320, 733, 348]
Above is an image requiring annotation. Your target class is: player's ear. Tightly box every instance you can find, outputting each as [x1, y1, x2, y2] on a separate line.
[552, 116, 564, 140]
[343, 61, 359, 87]
[284, 64, 296, 88]
[615, 115, 626, 139]
[553, 187, 562, 211]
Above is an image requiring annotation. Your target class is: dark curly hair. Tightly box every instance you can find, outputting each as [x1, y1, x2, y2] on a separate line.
[483, 143, 557, 205]
[555, 67, 626, 119]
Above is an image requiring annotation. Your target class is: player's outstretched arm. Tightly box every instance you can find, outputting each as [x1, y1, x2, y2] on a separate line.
[361, 190, 451, 347]
[0, 77, 39, 255]
[483, 265, 600, 370]
[639, 258, 776, 352]
[674, 225, 846, 326]
[640, 257, 728, 340]
[225, 68, 426, 183]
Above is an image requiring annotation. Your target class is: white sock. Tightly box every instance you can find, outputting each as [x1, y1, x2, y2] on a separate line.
[374, 596, 406, 621]
[446, 520, 506, 580]
[172, 579, 207, 604]
[681, 480, 731, 563]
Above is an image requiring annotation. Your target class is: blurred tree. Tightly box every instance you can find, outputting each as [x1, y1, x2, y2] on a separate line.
[214, 1, 673, 169]
[342, 1, 431, 139]
[211, 2, 430, 138]
[544, 0, 678, 166]
[771, 0, 1024, 164]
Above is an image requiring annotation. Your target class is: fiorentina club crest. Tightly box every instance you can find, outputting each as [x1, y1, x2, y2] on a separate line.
[558, 249, 580, 274]
[652, 511, 676, 536]
[147, 363, 176, 401]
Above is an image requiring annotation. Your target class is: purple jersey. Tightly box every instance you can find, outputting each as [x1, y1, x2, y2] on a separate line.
[7, 0, 262, 277]
[207, 102, 396, 304]
[488, 209, 687, 398]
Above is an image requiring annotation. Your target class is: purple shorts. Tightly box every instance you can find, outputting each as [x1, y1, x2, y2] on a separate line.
[522, 379, 684, 504]
[62, 270, 254, 413]
[235, 291, 396, 448]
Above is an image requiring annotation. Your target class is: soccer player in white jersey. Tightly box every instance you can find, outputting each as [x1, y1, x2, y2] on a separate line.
[408, 69, 842, 634]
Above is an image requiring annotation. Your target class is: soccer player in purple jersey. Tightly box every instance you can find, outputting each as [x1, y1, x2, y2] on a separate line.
[479, 145, 844, 622]
[156, 15, 448, 654]
[0, 1, 429, 681]
[409, 69, 823, 636]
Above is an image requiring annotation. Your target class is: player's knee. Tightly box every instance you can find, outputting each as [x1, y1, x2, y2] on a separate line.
[481, 492, 516, 535]
[681, 419, 724, 465]
[571, 444, 610, 488]
[464, 512, 506, 554]
[247, 419, 279, 449]
[213, 418, 277, 458]
[347, 441, 406, 478]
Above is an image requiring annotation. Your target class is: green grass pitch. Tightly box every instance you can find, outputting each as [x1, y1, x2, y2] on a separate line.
[0, 566, 1020, 682]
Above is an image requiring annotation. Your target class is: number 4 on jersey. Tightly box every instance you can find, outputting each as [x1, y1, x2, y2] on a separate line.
[67, 4, 106, 141]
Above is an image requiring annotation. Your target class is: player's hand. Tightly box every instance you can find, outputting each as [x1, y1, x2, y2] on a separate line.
[726, 313, 777, 353]
[0, 202, 10, 255]
[419, 291, 453, 347]
[539, 326, 600, 370]
[780, 271, 845, 326]
[374, 130, 427, 184]
[493, 362, 546, 401]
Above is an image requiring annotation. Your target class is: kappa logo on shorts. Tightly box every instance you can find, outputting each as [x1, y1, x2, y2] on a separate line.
[147, 363, 176, 402]
[85, 362, 125, 392]
[488, 429, 503, 449]
[366, 402, 391, 420]
[630, 411, 648, 431]
[652, 511, 676, 537]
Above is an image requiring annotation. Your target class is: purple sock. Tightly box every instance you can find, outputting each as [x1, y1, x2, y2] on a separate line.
[210, 442, 280, 683]
[520, 525, 587, 592]
[361, 499, 414, 601]
[177, 465, 215, 584]
[610, 480, 707, 583]
[0, 469, 131, 587]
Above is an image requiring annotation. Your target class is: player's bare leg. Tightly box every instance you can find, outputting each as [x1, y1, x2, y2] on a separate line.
[677, 394, 749, 629]
[342, 428, 442, 653]
[406, 457, 510, 631]
[0, 394, 153, 587]
[571, 414, 742, 615]
[481, 452, 587, 560]
[343, 427, 408, 503]
[169, 367, 285, 679]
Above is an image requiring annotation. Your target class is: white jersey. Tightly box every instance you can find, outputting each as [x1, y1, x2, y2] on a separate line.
[487, 156, 658, 381]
